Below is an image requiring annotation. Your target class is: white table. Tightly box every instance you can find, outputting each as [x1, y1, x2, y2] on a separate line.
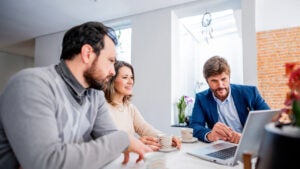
[104, 140, 254, 169]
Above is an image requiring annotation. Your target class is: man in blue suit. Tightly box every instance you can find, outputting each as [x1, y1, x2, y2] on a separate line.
[190, 56, 270, 143]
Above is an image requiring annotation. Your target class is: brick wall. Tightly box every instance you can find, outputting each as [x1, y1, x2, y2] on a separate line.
[257, 27, 300, 109]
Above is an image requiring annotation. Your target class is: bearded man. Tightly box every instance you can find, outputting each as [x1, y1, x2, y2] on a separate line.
[190, 56, 270, 144]
[0, 21, 151, 169]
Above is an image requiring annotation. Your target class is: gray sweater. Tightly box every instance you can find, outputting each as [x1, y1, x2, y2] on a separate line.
[0, 64, 129, 169]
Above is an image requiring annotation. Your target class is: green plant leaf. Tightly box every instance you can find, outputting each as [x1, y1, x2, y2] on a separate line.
[292, 100, 300, 126]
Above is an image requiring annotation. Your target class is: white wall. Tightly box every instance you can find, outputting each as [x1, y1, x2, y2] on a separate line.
[35, 32, 64, 67]
[131, 9, 178, 134]
[171, 11, 182, 125]
[242, 0, 257, 85]
[0, 52, 34, 92]
[256, 0, 300, 31]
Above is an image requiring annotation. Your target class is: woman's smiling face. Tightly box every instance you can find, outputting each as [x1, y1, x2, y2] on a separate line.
[114, 66, 134, 96]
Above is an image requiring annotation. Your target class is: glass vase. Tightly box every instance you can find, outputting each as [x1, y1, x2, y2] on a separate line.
[178, 108, 186, 124]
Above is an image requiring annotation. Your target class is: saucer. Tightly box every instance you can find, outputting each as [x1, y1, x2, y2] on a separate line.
[181, 137, 198, 143]
[158, 147, 177, 152]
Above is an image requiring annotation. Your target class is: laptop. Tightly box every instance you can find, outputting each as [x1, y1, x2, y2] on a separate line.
[187, 109, 280, 166]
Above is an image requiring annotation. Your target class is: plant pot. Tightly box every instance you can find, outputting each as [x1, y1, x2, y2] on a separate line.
[256, 122, 300, 169]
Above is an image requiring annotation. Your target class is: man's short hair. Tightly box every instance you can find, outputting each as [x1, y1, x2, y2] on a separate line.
[60, 21, 118, 60]
[203, 55, 231, 79]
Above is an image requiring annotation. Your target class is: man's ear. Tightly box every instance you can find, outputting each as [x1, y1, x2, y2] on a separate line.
[81, 44, 93, 64]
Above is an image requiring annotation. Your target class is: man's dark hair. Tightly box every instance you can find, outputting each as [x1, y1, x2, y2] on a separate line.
[60, 21, 118, 60]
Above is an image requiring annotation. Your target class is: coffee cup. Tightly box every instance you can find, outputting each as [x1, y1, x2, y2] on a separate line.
[180, 128, 193, 141]
[157, 134, 172, 149]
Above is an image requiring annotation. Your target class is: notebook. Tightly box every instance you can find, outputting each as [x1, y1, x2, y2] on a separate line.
[187, 109, 280, 166]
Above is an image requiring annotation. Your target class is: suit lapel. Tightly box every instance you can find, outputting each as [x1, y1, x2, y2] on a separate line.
[206, 90, 219, 123]
[231, 85, 247, 125]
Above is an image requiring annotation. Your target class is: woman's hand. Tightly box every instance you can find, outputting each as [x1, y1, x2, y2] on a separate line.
[139, 135, 182, 151]
[171, 136, 182, 149]
[139, 136, 160, 151]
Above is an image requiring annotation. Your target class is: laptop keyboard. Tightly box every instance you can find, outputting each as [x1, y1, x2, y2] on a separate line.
[206, 146, 237, 160]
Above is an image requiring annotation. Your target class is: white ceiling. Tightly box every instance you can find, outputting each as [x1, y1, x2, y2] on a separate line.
[180, 9, 239, 43]
[0, 0, 198, 57]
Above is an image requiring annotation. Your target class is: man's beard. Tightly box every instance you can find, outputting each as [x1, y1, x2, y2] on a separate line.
[83, 59, 111, 90]
[213, 87, 229, 100]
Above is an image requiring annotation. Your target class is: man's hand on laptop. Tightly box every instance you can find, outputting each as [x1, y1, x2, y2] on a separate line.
[227, 131, 241, 144]
[207, 122, 240, 143]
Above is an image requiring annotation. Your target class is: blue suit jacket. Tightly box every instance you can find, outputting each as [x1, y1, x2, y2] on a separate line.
[190, 84, 270, 142]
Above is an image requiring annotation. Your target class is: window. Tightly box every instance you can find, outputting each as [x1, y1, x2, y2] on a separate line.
[115, 28, 132, 63]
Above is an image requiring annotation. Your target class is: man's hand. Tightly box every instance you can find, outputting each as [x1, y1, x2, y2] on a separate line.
[123, 135, 153, 164]
[228, 131, 241, 144]
[207, 122, 241, 143]
[207, 122, 233, 142]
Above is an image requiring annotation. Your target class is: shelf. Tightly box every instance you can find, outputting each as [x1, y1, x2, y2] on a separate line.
[170, 124, 189, 128]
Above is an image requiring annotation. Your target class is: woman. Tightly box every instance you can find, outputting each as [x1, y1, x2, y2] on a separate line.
[105, 61, 181, 151]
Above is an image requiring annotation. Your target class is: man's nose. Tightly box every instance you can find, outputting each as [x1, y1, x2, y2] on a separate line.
[110, 67, 116, 76]
[217, 80, 224, 87]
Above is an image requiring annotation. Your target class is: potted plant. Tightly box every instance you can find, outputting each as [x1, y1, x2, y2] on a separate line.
[176, 96, 193, 125]
[256, 62, 300, 169]
[177, 96, 187, 125]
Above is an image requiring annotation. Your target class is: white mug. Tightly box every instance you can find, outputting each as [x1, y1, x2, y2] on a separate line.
[157, 134, 172, 149]
[180, 128, 193, 141]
